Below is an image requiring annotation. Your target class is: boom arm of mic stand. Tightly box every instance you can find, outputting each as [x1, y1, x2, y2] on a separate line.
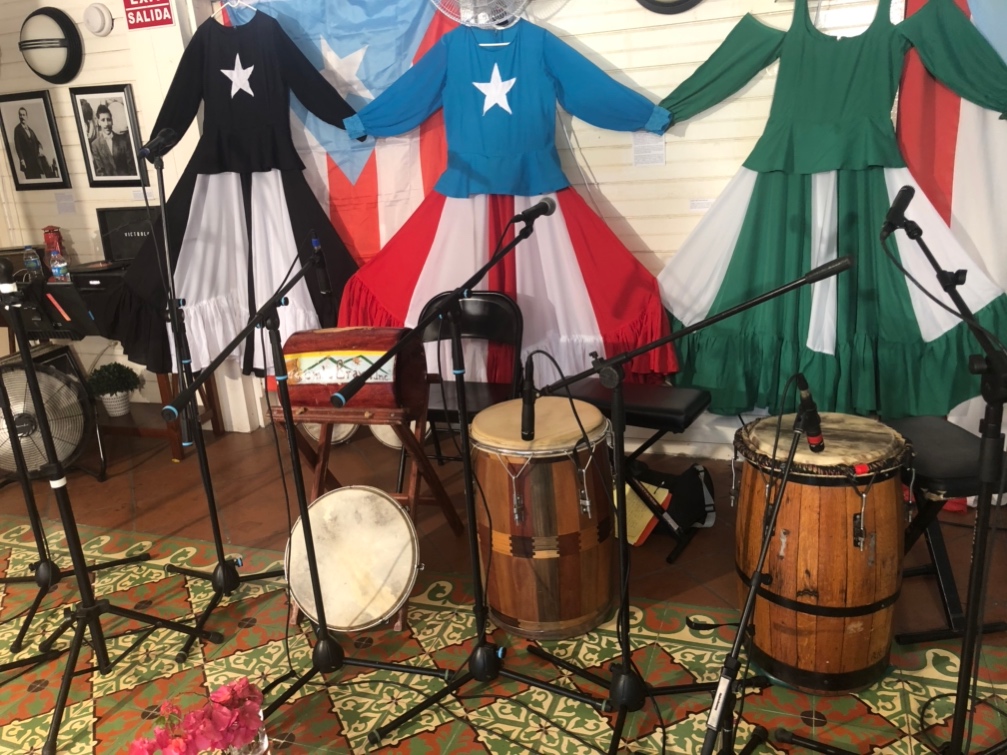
[162, 250, 325, 421]
[330, 221, 537, 408]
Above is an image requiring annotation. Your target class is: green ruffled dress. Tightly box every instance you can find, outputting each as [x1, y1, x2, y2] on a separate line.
[658, 0, 1007, 417]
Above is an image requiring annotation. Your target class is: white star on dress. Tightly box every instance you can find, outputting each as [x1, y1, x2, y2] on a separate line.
[473, 63, 516, 115]
[221, 53, 255, 98]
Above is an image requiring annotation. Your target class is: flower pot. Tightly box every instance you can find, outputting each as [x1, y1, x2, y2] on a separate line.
[99, 391, 132, 417]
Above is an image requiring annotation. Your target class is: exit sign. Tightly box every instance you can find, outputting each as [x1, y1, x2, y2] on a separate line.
[124, 0, 176, 30]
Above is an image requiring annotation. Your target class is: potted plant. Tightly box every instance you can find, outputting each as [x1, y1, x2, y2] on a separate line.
[88, 362, 142, 417]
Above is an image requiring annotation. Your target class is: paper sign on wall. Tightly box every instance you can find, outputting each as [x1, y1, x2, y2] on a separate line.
[124, 0, 175, 30]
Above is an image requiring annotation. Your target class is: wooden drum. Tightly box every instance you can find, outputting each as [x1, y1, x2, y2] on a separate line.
[471, 397, 615, 640]
[735, 413, 910, 694]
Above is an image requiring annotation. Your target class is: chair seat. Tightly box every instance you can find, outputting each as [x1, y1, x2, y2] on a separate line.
[886, 416, 981, 499]
[566, 379, 710, 433]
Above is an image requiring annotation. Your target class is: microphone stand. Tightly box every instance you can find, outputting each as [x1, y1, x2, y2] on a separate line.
[888, 217, 1007, 755]
[329, 217, 613, 749]
[147, 154, 283, 662]
[535, 257, 852, 754]
[0, 280, 218, 755]
[161, 247, 448, 715]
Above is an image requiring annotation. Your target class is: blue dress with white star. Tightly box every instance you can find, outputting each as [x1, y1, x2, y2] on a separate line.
[104, 12, 360, 374]
[344, 20, 668, 197]
[340, 19, 677, 383]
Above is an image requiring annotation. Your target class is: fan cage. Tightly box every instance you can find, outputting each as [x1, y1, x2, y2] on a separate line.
[430, 0, 530, 28]
[0, 364, 92, 478]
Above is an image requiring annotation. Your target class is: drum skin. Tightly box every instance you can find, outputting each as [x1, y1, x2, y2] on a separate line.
[471, 398, 615, 640]
[735, 413, 909, 694]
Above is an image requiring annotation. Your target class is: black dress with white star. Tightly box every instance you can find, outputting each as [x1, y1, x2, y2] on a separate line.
[103, 12, 359, 375]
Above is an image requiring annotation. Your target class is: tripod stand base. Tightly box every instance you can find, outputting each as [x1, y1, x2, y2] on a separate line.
[165, 558, 283, 661]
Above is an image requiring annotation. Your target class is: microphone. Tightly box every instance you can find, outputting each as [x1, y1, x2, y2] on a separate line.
[310, 232, 331, 296]
[521, 354, 536, 441]
[795, 373, 825, 453]
[514, 197, 557, 224]
[138, 128, 179, 161]
[738, 726, 769, 755]
[803, 255, 853, 285]
[880, 185, 915, 241]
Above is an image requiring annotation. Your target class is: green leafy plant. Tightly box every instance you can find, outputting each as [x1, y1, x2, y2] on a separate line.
[88, 362, 142, 397]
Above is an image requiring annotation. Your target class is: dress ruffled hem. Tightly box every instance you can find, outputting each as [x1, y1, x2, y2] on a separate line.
[672, 296, 1007, 418]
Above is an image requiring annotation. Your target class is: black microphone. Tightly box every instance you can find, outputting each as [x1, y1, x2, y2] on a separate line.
[880, 185, 915, 241]
[514, 197, 557, 224]
[521, 354, 536, 441]
[795, 373, 825, 453]
[738, 726, 769, 755]
[803, 255, 853, 285]
[310, 232, 332, 296]
[138, 128, 179, 161]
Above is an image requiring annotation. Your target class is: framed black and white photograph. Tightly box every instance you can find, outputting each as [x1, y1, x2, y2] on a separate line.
[69, 84, 148, 188]
[0, 91, 71, 191]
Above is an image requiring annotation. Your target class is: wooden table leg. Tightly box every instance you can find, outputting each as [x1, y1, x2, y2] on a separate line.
[397, 424, 463, 535]
[156, 373, 185, 462]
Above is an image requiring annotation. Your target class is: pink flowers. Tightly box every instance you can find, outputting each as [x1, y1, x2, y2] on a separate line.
[130, 678, 265, 755]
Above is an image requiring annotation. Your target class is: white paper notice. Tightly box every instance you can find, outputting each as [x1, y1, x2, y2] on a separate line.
[689, 198, 714, 213]
[632, 132, 665, 167]
[55, 191, 75, 215]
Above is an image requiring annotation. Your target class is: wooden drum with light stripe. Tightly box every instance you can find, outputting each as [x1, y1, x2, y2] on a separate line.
[471, 397, 615, 640]
[735, 413, 911, 694]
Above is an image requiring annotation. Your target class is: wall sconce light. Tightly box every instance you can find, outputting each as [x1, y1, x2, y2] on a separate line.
[19, 7, 84, 85]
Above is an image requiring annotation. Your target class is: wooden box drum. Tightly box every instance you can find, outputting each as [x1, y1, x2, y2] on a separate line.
[734, 413, 910, 694]
[285, 486, 420, 632]
[471, 397, 615, 640]
[282, 327, 426, 412]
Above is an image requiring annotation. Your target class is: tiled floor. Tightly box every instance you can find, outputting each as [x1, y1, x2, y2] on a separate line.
[1, 419, 1006, 753]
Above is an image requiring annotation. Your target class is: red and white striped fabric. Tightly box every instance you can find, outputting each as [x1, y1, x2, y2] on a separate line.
[296, 13, 455, 266]
[898, 0, 1007, 291]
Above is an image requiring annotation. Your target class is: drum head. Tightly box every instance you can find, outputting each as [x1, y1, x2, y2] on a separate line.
[370, 422, 431, 449]
[285, 486, 419, 631]
[302, 422, 358, 445]
[737, 413, 907, 477]
[471, 397, 607, 455]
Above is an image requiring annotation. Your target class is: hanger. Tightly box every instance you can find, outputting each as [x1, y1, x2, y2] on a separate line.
[212, 0, 256, 20]
[477, 15, 519, 47]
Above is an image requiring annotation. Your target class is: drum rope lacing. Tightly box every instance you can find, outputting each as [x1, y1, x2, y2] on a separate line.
[486, 451, 533, 522]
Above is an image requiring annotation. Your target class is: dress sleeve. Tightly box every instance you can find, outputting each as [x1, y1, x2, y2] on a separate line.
[660, 15, 785, 125]
[542, 31, 670, 135]
[343, 38, 448, 141]
[150, 30, 206, 146]
[275, 25, 356, 129]
[898, 0, 1007, 116]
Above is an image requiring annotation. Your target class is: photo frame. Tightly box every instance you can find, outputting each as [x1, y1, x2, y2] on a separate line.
[0, 91, 71, 191]
[69, 84, 148, 188]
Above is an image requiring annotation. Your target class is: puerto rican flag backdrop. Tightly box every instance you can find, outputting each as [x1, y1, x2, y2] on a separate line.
[898, 0, 1007, 290]
[227, 0, 453, 265]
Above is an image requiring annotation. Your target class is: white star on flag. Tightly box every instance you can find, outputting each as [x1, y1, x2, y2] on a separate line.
[319, 39, 373, 100]
[473, 63, 516, 115]
[221, 53, 255, 98]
